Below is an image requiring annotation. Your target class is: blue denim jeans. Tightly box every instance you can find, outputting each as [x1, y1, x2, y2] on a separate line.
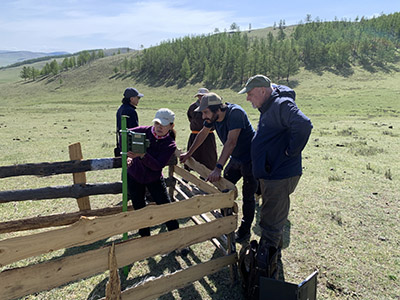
[224, 159, 257, 233]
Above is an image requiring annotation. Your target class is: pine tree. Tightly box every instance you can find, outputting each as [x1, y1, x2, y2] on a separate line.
[49, 60, 59, 76]
[20, 66, 30, 81]
[180, 57, 191, 82]
[61, 58, 69, 70]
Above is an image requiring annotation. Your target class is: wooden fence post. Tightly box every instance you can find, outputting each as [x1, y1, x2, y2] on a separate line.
[167, 154, 177, 201]
[69, 142, 91, 211]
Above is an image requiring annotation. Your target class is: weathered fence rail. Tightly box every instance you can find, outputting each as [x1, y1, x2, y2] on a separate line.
[0, 197, 237, 299]
[0, 157, 122, 178]
[0, 181, 122, 202]
[0, 143, 238, 299]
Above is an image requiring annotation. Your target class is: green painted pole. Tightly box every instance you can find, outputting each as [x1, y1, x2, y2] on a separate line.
[121, 115, 129, 276]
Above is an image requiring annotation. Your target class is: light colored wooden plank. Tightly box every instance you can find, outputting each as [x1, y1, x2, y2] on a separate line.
[0, 216, 237, 300]
[69, 142, 91, 210]
[174, 165, 220, 195]
[0, 205, 131, 234]
[175, 149, 237, 194]
[0, 191, 235, 267]
[118, 254, 237, 300]
[172, 189, 228, 255]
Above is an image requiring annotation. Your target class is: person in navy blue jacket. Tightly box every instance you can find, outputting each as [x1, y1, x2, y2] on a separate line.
[239, 74, 313, 279]
[115, 87, 143, 157]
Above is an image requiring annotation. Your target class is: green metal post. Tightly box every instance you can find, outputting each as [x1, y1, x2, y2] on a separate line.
[121, 115, 129, 275]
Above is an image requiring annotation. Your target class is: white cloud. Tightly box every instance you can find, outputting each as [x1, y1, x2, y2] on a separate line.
[1, 0, 398, 52]
[0, 1, 238, 52]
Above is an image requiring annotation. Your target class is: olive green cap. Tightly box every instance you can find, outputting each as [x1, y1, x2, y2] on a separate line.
[238, 74, 272, 94]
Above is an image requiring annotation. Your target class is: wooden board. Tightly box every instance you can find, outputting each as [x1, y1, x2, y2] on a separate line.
[0, 157, 122, 179]
[0, 206, 133, 234]
[175, 149, 237, 194]
[0, 182, 122, 203]
[173, 165, 220, 195]
[0, 191, 235, 267]
[0, 216, 237, 300]
[69, 142, 91, 210]
[118, 254, 237, 300]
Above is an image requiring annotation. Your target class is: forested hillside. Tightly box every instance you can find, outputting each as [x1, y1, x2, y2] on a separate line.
[12, 12, 400, 88]
[132, 12, 399, 87]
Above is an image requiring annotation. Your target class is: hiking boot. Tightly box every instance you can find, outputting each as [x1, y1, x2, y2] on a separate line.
[256, 245, 279, 280]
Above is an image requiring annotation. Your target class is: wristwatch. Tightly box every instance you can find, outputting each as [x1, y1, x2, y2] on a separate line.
[216, 163, 223, 170]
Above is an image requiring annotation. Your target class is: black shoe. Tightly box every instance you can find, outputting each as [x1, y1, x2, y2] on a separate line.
[235, 230, 250, 243]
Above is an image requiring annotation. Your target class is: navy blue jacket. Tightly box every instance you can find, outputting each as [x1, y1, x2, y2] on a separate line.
[116, 103, 139, 149]
[251, 85, 313, 180]
[116, 103, 139, 132]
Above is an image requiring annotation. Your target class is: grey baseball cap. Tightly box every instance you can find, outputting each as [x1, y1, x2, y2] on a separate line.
[194, 92, 222, 112]
[152, 108, 175, 126]
[238, 75, 272, 94]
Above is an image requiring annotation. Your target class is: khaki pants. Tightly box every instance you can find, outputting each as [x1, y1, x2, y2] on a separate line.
[259, 175, 300, 248]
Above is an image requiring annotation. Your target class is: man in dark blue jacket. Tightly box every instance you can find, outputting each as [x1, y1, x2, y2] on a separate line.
[239, 74, 313, 278]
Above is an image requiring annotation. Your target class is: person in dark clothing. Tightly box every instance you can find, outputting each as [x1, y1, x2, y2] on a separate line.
[186, 88, 217, 170]
[180, 92, 257, 243]
[127, 108, 179, 238]
[115, 87, 143, 157]
[238, 74, 313, 278]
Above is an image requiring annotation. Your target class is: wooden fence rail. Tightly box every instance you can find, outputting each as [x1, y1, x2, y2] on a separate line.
[0, 157, 122, 178]
[0, 182, 122, 203]
[0, 145, 239, 300]
[115, 254, 237, 300]
[0, 192, 235, 268]
[0, 212, 237, 300]
[0, 206, 132, 234]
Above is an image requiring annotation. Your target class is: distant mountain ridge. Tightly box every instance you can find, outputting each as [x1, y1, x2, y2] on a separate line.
[0, 50, 70, 67]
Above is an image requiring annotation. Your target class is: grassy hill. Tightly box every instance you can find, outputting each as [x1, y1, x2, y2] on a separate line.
[0, 49, 399, 299]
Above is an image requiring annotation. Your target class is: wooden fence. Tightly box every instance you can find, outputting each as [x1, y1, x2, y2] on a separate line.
[0, 143, 238, 299]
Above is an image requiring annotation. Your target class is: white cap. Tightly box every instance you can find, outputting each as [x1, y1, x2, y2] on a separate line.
[152, 108, 175, 126]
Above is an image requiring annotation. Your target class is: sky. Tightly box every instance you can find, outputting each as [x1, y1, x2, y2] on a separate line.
[1, 0, 399, 53]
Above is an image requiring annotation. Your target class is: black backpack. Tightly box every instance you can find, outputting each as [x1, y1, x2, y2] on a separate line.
[238, 240, 279, 300]
[238, 240, 260, 299]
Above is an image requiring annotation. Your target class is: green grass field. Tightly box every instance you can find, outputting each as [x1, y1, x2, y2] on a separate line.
[0, 53, 399, 299]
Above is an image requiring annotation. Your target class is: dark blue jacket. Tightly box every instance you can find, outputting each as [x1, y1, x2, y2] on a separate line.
[116, 103, 139, 149]
[116, 103, 138, 132]
[251, 85, 313, 180]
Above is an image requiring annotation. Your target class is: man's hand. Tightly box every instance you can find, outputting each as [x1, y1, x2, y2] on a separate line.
[206, 168, 222, 182]
[179, 152, 191, 164]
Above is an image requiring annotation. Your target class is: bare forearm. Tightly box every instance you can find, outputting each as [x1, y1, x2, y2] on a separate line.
[217, 140, 235, 167]
[187, 127, 209, 155]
